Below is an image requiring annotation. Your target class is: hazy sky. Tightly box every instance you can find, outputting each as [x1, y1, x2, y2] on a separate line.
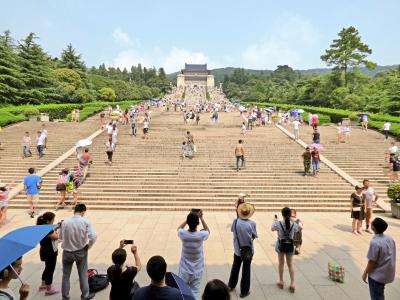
[1, 0, 399, 72]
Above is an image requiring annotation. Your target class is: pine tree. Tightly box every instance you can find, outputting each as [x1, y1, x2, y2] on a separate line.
[59, 44, 86, 73]
[0, 30, 25, 104]
[18, 33, 58, 104]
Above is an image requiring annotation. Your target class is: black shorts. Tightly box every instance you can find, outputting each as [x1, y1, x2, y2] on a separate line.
[56, 183, 66, 191]
[143, 128, 149, 134]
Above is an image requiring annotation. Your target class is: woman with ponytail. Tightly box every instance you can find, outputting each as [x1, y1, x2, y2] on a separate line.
[36, 212, 60, 295]
[271, 207, 299, 293]
[107, 240, 142, 300]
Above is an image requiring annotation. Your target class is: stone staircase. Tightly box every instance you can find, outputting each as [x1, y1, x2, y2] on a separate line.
[10, 110, 356, 211]
[297, 124, 392, 203]
[0, 118, 99, 185]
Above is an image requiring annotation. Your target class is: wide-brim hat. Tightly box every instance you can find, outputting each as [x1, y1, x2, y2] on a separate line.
[238, 192, 249, 199]
[237, 203, 255, 220]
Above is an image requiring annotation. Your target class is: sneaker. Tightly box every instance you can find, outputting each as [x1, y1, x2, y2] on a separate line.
[45, 287, 60, 295]
[30, 212, 35, 218]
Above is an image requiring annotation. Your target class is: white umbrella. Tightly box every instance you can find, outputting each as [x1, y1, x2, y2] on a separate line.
[297, 109, 305, 113]
[76, 139, 92, 148]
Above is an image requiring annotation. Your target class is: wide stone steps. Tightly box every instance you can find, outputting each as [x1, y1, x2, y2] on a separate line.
[10, 110, 386, 212]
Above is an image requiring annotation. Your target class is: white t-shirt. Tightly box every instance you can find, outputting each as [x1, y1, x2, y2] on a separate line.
[292, 120, 300, 130]
[178, 229, 209, 275]
[384, 122, 391, 131]
[363, 187, 377, 208]
[390, 145, 399, 154]
[106, 125, 113, 134]
[37, 134, 46, 146]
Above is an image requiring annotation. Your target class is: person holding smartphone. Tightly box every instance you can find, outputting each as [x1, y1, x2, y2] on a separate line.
[177, 209, 210, 299]
[107, 240, 142, 300]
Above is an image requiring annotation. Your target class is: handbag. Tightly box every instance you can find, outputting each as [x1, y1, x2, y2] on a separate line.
[328, 262, 345, 283]
[87, 269, 109, 293]
[234, 219, 253, 261]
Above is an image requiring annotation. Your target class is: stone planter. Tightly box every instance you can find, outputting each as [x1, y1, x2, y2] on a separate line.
[28, 116, 38, 122]
[390, 201, 400, 218]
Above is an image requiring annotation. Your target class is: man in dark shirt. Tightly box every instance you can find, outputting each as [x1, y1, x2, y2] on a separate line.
[302, 147, 312, 176]
[389, 153, 400, 182]
[312, 128, 320, 144]
[133, 256, 181, 300]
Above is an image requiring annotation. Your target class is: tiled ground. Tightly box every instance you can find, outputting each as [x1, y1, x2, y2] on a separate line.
[2, 209, 399, 300]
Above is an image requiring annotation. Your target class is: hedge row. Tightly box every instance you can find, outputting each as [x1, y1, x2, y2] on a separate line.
[0, 100, 143, 127]
[245, 101, 400, 124]
[244, 101, 400, 137]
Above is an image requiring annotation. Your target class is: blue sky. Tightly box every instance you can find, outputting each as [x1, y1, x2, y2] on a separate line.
[1, 0, 399, 72]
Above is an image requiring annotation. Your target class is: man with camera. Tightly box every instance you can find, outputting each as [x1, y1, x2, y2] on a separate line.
[177, 209, 210, 299]
[59, 203, 97, 300]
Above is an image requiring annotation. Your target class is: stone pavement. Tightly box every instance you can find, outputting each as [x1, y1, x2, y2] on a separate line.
[2, 209, 399, 300]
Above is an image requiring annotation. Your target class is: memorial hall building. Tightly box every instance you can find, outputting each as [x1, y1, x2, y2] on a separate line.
[177, 63, 215, 88]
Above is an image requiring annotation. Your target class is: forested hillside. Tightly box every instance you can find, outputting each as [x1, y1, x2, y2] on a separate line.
[0, 31, 170, 105]
[222, 27, 400, 114]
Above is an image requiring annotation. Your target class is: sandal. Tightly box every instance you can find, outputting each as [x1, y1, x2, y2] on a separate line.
[276, 282, 284, 289]
[289, 286, 295, 293]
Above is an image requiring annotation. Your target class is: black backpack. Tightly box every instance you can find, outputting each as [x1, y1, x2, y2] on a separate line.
[88, 269, 109, 293]
[278, 222, 294, 253]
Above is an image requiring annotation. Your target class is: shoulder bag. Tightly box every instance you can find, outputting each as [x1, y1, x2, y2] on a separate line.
[234, 219, 253, 261]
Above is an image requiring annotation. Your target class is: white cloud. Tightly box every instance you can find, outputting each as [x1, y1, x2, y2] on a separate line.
[242, 14, 320, 69]
[162, 47, 218, 73]
[109, 44, 221, 73]
[112, 28, 135, 46]
[110, 49, 151, 70]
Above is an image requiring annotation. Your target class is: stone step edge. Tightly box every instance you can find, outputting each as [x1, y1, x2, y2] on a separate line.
[275, 124, 391, 212]
[8, 128, 104, 201]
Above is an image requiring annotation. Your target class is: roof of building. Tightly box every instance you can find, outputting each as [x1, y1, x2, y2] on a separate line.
[182, 63, 209, 73]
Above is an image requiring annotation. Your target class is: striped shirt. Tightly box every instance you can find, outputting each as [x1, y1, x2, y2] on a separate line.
[178, 229, 209, 275]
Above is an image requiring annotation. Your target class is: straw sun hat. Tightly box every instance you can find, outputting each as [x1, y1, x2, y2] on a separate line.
[237, 203, 255, 220]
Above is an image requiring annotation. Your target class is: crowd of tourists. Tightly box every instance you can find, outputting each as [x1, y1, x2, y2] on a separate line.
[0, 99, 399, 300]
[0, 196, 395, 300]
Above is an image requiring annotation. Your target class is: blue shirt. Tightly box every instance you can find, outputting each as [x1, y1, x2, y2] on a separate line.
[133, 285, 182, 300]
[23, 174, 42, 195]
[231, 218, 258, 256]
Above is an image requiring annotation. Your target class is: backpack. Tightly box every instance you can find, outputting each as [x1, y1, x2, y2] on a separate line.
[278, 222, 294, 253]
[87, 269, 109, 293]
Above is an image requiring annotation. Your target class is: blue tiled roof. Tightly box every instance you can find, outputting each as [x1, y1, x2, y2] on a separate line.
[182, 63, 208, 72]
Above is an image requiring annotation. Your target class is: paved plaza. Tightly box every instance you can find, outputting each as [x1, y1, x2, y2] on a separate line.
[2, 209, 399, 300]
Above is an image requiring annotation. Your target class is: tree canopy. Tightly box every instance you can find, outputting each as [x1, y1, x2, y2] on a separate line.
[0, 31, 172, 105]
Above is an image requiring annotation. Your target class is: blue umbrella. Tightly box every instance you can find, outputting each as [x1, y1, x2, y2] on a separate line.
[0, 225, 55, 273]
[165, 272, 195, 300]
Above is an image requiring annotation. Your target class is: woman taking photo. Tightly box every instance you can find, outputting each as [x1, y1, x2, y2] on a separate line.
[107, 240, 142, 300]
[271, 207, 299, 293]
[350, 186, 365, 235]
[37, 212, 60, 295]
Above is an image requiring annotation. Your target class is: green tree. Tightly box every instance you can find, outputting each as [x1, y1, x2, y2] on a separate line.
[0, 30, 25, 104]
[18, 33, 58, 104]
[98, 87, 116, 101]
[59, 44, 86, 74]
[321, 26, 376, 86]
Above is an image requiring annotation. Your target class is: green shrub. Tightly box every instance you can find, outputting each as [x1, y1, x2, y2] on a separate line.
[387, 184, 400, 203]
[349, 113, 360, 121]
[23, 107, 40, 117]
[0, 111, 27, 127]
[302, 113, 331, 124]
